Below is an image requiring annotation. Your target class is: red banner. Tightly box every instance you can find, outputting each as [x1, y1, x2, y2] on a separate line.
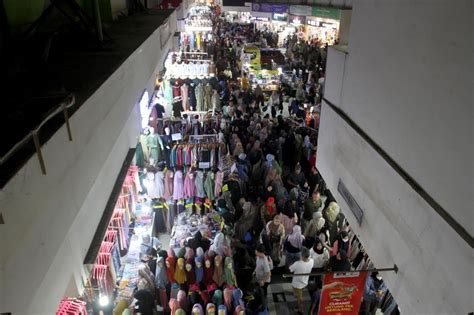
[318, 271, 367, 315]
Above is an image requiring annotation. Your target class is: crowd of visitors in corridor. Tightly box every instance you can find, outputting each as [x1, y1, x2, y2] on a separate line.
[122, 5, 395, 315]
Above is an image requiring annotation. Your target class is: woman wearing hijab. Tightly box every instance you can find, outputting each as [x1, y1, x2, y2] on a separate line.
[155, 257, 169, 309]
[284, 225, 305, 267]
[177, 289, 191, 313]
[260, 197, 276, 226]
[138, 264, 155, 293]
[213, 255, 225, 287]
[235, 201, 257, 241]
[309, 238, 329, 288]
[328, 249, 351, 272]
[304, 211, 323, 248]
[204, 255, 215, 285]
[174, 258, 187, 285]
[192, 303, 205, 315]
[330, 230, 351, 257]
[166, 256, 176, 284]
[266, 214, 285, 266]
[133, 287, 155, 315]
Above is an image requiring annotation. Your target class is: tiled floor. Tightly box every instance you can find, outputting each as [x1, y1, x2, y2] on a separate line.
[267, 274, 313, 315]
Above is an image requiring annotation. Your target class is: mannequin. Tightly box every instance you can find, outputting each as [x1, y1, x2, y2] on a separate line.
[192, 304, 204, 315]
[185, 258, 196, 285]
[223, 256, 237, 287]
[204, 83, 213, 110]
[203, 255, 215, 285]
[212, 255, 224, 287]
[166, 256, 176, 283]
[195, 255, 204, 284]
[195, 83, 204, 111]
[172, 98, 184, 118]
[147, 127, 164, 166]
[206, 303, 216, 315]
[174, 258, 187, 285]
[161, 127, 173, 167]
[189, 83, 197, 110]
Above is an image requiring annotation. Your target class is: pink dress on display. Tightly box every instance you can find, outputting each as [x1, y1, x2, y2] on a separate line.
[173, 170, 184, 200]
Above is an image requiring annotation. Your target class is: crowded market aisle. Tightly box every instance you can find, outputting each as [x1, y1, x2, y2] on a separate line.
[75, 4, 400, 315]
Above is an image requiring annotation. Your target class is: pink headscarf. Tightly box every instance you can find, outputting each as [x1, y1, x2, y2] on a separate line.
[169, 298, 180, 315]
[177, 290, 190, 312]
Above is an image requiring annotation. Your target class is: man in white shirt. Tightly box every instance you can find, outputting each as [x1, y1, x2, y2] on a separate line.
[289, 247, 314, 315]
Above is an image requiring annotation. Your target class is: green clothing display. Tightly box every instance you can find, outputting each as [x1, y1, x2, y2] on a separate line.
[135, 142, 145, 169]
[147, 134, 164, 165]
[195, 84, 204, 111]
[204, 172, 215, 200]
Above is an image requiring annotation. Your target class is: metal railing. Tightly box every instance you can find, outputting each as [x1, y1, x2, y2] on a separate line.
[0, 94, 76, 175]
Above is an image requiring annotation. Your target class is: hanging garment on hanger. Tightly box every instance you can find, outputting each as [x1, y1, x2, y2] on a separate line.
[214, 171, 224, 197]
[204, 171, 216, 200]
[164, 170, 174, 200]
[144, 172, 159, 198]
[195, 83, 204, 111]
[173, 170, 185, 200]
[135, 142, 145, 169]
[183, 171, 196, 199]
[204, 84, 212, 110]
[139, 134, 150, 161]
[147, 133, 164, 166]
[195, 170, 206, 198]
[181, 83, 189, 111]
[155, 171, 165, 198]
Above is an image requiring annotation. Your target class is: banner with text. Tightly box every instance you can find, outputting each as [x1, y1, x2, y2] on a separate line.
[251, 3, 288, 14]
[319, 271, 367, 315]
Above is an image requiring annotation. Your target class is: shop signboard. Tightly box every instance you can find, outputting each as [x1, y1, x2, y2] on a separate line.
[289, 14, 306, 26]
[311, 6, 341, 20]
[272, 12, 288, 22]
[319, 271, 368, 315]
[250, 16, 270, 22]
[289, 5, 312, 16]
[252, 3, 288, 14]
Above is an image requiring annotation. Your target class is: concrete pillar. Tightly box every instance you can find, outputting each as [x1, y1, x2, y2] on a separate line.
[338, 9, 352, 45]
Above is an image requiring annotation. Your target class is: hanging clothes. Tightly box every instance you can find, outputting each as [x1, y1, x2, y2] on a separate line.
[214, 171, 224, 198]
[135, 142, 145, 169]
[181, 84, 189, 111]
[204, 172, 216, 200]
[155, 171, 165, 198]
[211, 91, 221, 115]
[204, 84, 212, 110]
[183, 172, 196, 199]
[139, 134, 150, 162]
[147, 133, 164, 165]
[164, 170, 174, 200]
[195, 171, 206, 198]
[195, 84, 204, 111]
[144, 172, 159, 198]
[173, 170, 185, 200]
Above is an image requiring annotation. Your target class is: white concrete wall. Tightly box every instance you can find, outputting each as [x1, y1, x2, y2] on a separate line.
[317, 103, 473, 314]
[324, 46, 347, 106]
[317, 0, 473, 313]
[340, 0, 473, 233]
[0, 10, 177, 315]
